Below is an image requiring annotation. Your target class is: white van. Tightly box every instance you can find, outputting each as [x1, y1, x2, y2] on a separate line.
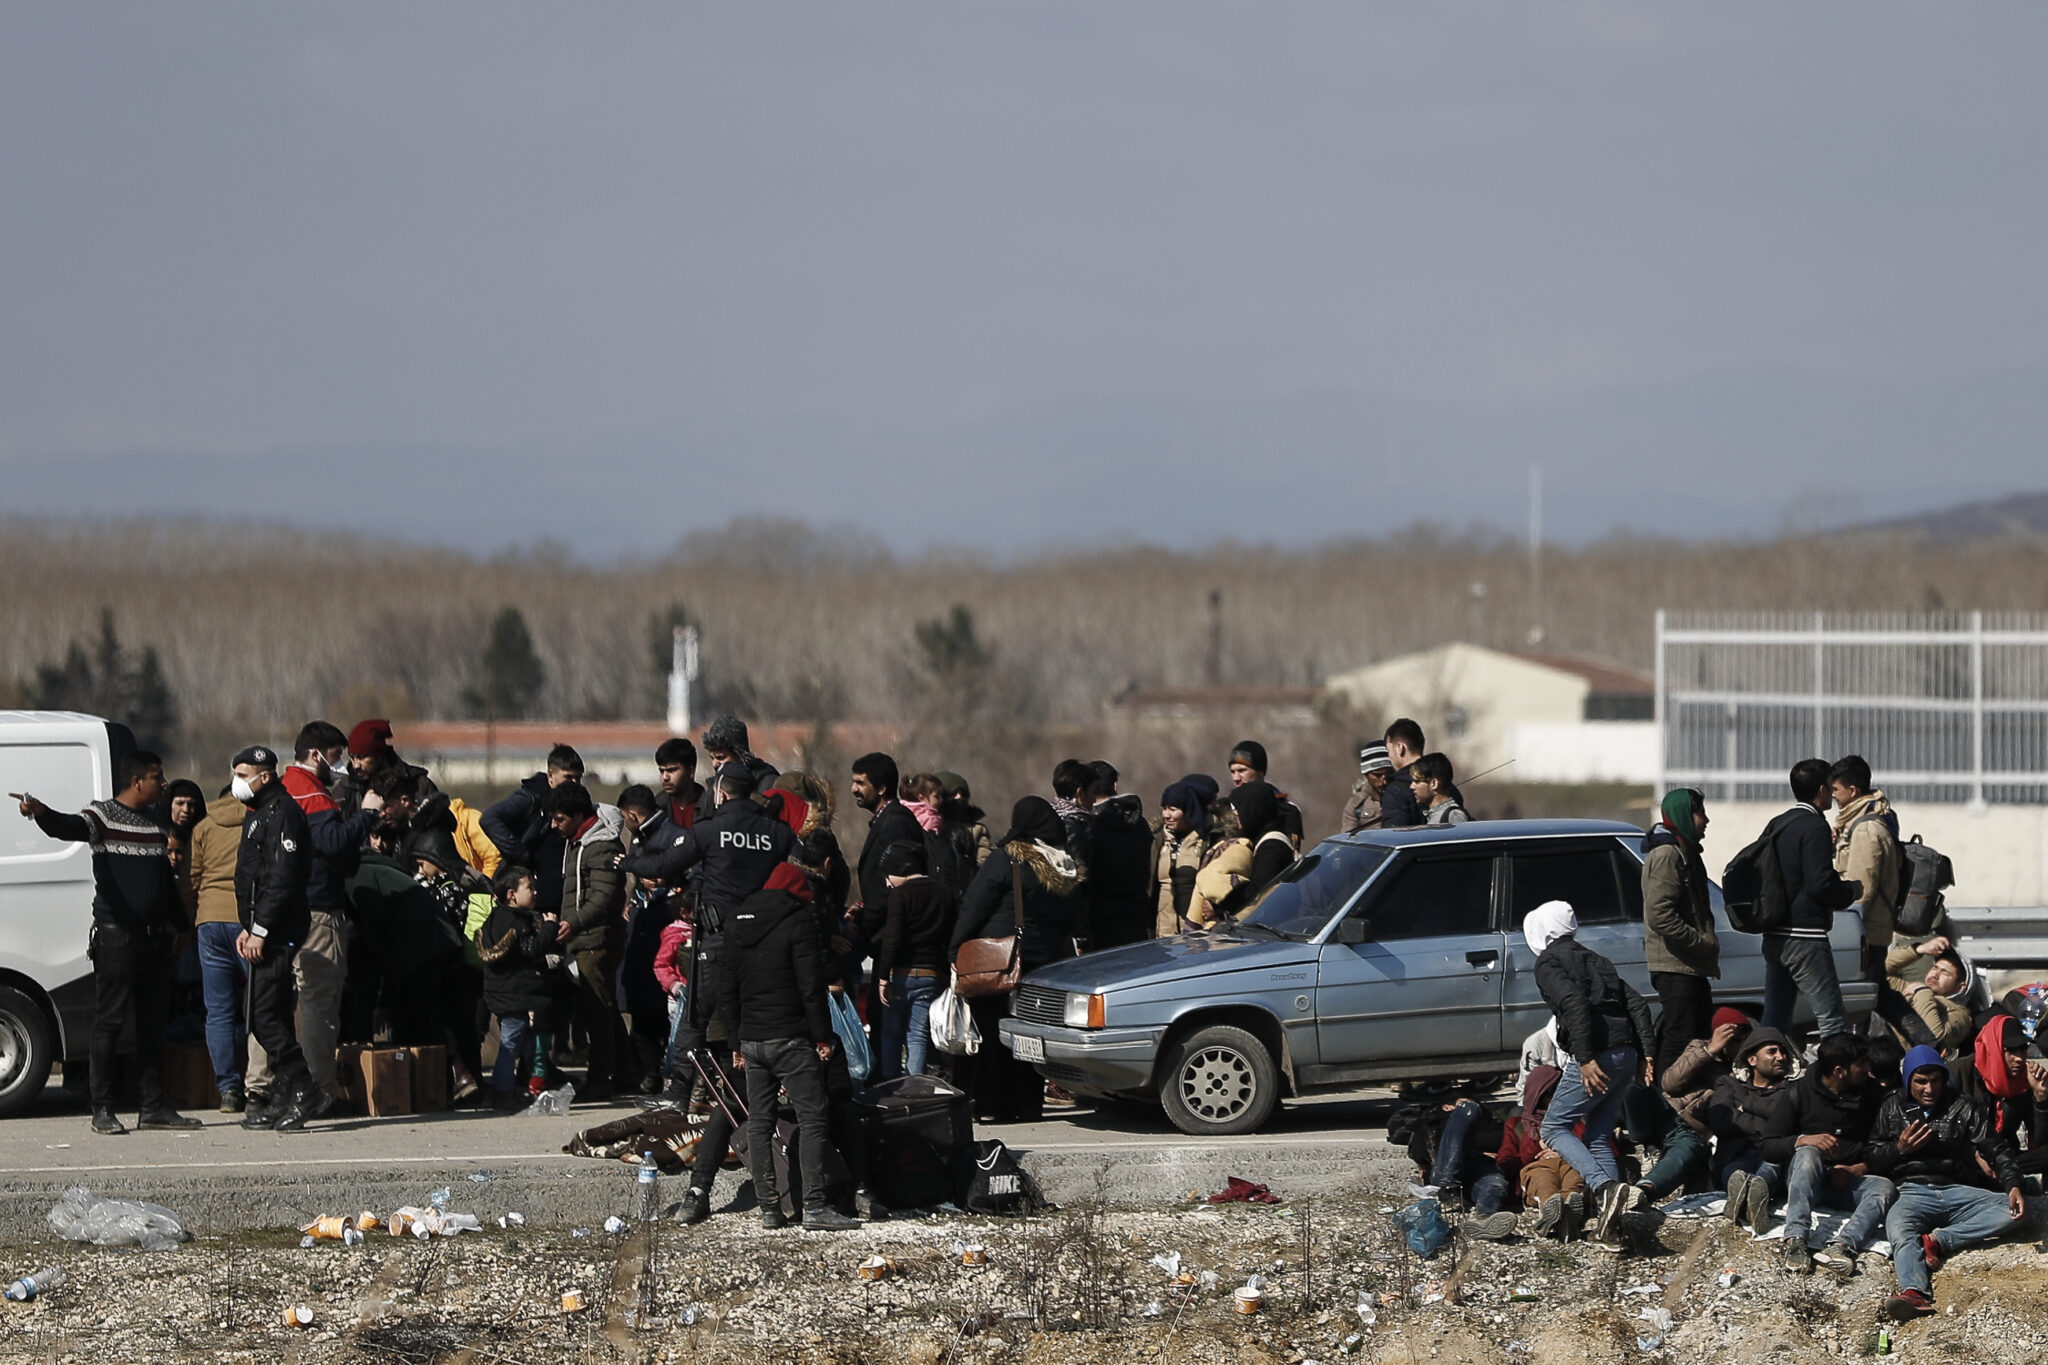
[0, 711, 137, 1116]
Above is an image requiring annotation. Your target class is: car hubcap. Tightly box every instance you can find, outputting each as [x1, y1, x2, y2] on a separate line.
[1179, 1045, 1254, 1123]
[0, 1016, 26, 1090]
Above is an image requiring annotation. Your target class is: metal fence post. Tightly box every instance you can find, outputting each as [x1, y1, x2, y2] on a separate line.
[1813, 611, 1826, 758]
[1654, 608, 1667, 798]
[1972, 610, 1986, 810]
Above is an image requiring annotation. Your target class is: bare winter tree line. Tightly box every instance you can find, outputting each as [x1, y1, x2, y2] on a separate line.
[5, 515, 2047, 757]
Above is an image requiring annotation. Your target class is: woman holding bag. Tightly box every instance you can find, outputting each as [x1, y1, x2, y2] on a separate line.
[949, 796, 1084, 1124]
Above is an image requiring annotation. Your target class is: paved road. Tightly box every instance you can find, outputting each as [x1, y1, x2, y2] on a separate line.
[0, 1082, 1414, 1234]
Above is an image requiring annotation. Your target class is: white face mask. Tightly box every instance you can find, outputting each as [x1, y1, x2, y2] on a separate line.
[231, 775, 257, 803]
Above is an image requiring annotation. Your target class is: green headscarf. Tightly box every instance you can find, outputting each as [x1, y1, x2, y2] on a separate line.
[1660, 788, 1705, 849]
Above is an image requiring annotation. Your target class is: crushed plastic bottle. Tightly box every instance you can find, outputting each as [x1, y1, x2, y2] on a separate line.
[524, 1082, 577, 1116]
[634, 1164, 660, 1221]
[604, 1215, 629, 1235]
[46, 1188, 188, 1252]
[1355, 1289, 1377, 1327]
[426, 1187, 452, 1211]
[468, 1170, 491, 1183]
[676, 1306, 701, 1326]
[5, 1267, 65, 1303]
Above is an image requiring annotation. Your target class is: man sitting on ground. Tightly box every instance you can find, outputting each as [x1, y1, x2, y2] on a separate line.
[1760, 1032, 1892, 1278]
[1709, 1026, 1793, 1234]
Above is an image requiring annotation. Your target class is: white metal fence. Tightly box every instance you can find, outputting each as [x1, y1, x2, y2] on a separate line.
[1656, 611, 2048, 805]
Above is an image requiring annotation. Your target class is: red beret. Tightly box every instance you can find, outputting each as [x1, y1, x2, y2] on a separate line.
[347, 718, 394, 759]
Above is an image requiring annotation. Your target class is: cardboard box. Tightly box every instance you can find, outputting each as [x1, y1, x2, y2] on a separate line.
[162, 1042, 220, 1111]
[409, 1045, 449, 1111]
[335, 1044, 368, 1114]
[358, 1048, 413, 1117]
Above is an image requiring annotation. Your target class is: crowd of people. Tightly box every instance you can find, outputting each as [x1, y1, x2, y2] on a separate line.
[15, 713, 2048, 1293]
[1411, 756, 2045, 1322]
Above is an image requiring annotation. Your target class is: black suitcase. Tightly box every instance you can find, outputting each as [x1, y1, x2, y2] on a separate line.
[856, 1074, 973, 1209]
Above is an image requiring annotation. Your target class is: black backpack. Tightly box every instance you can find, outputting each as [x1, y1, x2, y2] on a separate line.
[1838, 811, 1954, 937]
[1722, 813, 1797, 935]
[924, 827, 971, 896]
[963, 1139, 1044, 1215]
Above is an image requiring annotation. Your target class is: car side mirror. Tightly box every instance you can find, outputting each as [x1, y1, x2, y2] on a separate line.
[1333, 917, 1371, 946]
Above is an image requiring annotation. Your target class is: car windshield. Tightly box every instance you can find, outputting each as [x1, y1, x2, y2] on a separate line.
[1235, 843, 1391, 940]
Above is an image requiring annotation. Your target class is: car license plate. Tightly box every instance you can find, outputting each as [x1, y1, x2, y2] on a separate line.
[1012, 1034, 1045, 1063]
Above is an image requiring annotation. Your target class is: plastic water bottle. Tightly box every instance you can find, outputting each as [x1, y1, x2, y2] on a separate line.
[5, 1267, 65, 1302]
[634, 1163, 660, 1221]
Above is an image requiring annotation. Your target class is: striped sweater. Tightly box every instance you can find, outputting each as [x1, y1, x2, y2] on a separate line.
[33, 798, 181, 928]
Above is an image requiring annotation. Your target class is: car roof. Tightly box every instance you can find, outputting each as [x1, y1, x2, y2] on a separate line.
[1338, 818, 1645, 849]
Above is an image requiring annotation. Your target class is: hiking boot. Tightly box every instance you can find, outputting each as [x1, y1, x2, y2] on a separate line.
[1780, 1236, 1811, 1274]
[1811, 1242, 1856, 1281]
[1535, 1194, 1565, 1240]
[218, 1084, 246, 1114]
[1467, 1210, 1518, 1241]
[90, 1108, 126, 1136]
[137, 1108, 201, 1130]
[758, 1206, 789, 1230]
[1723, 1170, 1750, 1223]
[802, 1205, 861, 1231]
[1884, 1288, 1935, 1321]
[1742, 1175, 1773, 1234]
[676, 1188, 711, 1226]
[1921, 1233, 1945, 1274]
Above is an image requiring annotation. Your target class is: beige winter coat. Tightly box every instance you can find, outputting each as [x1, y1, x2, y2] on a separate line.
[1833, 791, 1900, 948]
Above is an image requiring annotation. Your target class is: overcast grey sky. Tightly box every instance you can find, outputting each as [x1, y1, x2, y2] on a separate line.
[4, 4, 2044, 556]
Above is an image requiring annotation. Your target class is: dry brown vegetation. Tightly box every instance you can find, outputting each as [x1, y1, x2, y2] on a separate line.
[4, 515, 2047, 821]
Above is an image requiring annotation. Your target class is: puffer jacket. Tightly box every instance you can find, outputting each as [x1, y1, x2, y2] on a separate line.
[1662, 1035, 1735, 1134]
[1191, 837, 1251, 924]
[475, 898, 561, 1017]
[713, 878, 832, 1045]
[1834, 792, 1901, 948]
[446, 797, 501, 877]
[1866, 1080, 2023, 1192]
[950, 839, 1083, 971]
[1642, 824, 1718, 978]
[1532, 935, 1656, 1066]
[188, 793, 246, 927]
[560, 804, 627, 955]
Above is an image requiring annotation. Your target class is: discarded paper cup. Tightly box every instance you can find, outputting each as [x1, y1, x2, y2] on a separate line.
[959, 1244, 988, 1267]
[858, 1255, 895, 1282]
[1171, 1272, 1197, 1288]
[560, 1289, 588, 1314]
[284, 1304, 315, 1328]
[303, 1216, 352, 1240]
[355, 1212, 381, 1233]
[1233, 1288, 1263, 1315]
[1717, 1269, 1740, 1288]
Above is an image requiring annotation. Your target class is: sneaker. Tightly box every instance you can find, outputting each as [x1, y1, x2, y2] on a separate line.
[529, 1075, 548, 1097]
[1593, 1181, 1628, 1241]
[759, 1206, 789, 1230]
[676, 1188, 710, 1225]
[1562, 1191, 1586, 1242]
[1811, 1242, 1856, 1281]
[1535, 1194, 1565, 1240]
[1723, 1170, 1750, 1223]
[90, 1108, 126, 1136]
[218, 1085, 246, 1114]
[137, 1108, 202, 1130]
[853, 1188, 879, 1221]
[1742, 1175, 1773, 1235]
[1883, 1288, 1935, 1321]
[801, 1206, 861, 1231]
[1780, 1236, 1811, 1274]
[1921, 1233, 1945, 1275]
[1043, 1083, 1077, 1108]
[1467, 1210, 1518, 1241]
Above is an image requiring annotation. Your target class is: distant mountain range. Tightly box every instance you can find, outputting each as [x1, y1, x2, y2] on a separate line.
[1850, 490, 2048, 542]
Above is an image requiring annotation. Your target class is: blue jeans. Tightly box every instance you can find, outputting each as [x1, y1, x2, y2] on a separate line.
[1716, 1145, 1783, 1196]
[1761, 935, 1847, 1037]
[492, 1013, 530, 1092]
[1542, 1046, 1637, 1191]
[1885, 1182, 2017, 1295]
[195, 921, 246, 1089]
[1431, 1099, 1510, 1215]
[1620, 1082, 1711, 1198]
[1781, 1145, 1894, 1248]
[878, 972, 941, 1081]
[662, 988, 690, 1079]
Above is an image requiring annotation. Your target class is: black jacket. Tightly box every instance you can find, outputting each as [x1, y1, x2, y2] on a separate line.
[475, 899, 561, 1017]
[481, 773, 567, 912]
[951, 840, 1083, 972]
[1709, 1072, 1790, 1168]
[235, 779, 312, 944]
[713, 887, 832, 1044]
[1083, 794, 1156, 945]
[345, 851, 464, 981]
[855, 799, 925, 933]
[1532, 935, 1656, 1065]
[876, 877, 958, 979]
[1380, 772, 1424, 830]
[1866, 1086, 2024, 1192]
[1773, 803, 1860, 936]
[1759, 1067, 1883, 1166]
[621, 795, 798, 923]
[692, 754, 780, 823]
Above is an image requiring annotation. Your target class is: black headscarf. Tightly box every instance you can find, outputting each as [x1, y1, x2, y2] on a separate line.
[164, 779, 206, 838]
[1229, 780, 1280, 839]
[1001, 795, 1067, 850]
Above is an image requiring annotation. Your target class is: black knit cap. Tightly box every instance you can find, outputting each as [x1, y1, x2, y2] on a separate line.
[878, 839, 927, 878]
[1229, 739, 1268, 773]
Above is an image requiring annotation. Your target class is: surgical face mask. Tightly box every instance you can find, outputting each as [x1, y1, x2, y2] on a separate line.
[231, 775, 257, 803]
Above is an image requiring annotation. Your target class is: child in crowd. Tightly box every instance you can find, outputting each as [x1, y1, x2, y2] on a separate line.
[1497, 1063, 1587, 1240]
[899, 772, 945, 833]
[652, 884, 697, 1099]
[475, 865, 564, 1111]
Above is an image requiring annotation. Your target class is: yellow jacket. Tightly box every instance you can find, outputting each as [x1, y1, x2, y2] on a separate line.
[449, 797, 501, 877]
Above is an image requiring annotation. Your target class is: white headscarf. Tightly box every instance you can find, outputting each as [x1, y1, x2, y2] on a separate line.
[1521, 900, 1578, 955]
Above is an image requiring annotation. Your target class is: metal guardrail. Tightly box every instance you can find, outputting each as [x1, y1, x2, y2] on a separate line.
[1948, 906, 2048, 974]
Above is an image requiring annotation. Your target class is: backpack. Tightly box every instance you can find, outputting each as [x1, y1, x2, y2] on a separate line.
[963, 1138, 1044, 1215]
[1722, 813, 1797, 935]
[1895, 834, 1954, 937]
[924, 827, 971, 897]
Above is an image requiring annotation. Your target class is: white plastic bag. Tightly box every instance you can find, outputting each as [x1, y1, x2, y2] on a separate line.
[46, 1187, 188, 1251]
[522, 1082, 577, 1116]
[929, 980, 981, 1056]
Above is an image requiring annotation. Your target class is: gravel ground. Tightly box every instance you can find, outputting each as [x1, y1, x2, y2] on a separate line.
[4, 1165, 2048, 1364]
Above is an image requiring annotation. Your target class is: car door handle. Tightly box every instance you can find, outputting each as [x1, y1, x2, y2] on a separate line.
[1465, 950, 1499, 967]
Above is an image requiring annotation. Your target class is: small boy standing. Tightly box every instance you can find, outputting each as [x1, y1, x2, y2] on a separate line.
[476, 866, 566, 1110]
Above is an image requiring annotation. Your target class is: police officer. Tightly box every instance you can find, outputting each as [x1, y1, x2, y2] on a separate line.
[619, 762, 797, 1223]
[230, 745, 321, 1133]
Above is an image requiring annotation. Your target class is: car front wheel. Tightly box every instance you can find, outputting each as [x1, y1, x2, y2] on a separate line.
[1158, 1023, 1278, 1136]
[0, 986, 55, 1119]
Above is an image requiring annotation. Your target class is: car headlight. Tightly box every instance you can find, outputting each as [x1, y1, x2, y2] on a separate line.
[1064, 992, 1106, 1029]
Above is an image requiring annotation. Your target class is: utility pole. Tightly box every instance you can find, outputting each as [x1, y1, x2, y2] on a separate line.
[667, 624, 700, 735]
[1206, 589, 1224, 687]
[1526, 464, 1545, 647]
